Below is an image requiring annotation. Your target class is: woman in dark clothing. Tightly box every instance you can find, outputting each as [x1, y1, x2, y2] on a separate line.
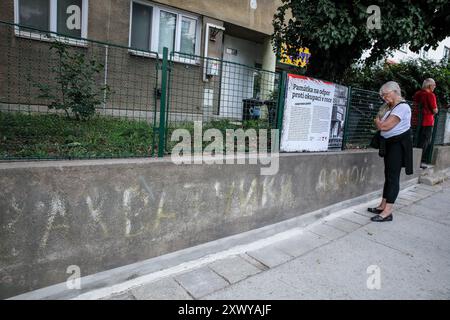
[368, 81, 413, 222]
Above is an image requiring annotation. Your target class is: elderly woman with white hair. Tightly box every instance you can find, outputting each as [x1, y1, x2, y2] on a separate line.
[368, 81, 414, 222]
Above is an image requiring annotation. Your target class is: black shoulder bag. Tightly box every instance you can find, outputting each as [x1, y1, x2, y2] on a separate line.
[370, 131, 381, 149]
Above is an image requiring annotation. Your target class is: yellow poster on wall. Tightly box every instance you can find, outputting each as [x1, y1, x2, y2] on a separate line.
[279, 44, 311, 68]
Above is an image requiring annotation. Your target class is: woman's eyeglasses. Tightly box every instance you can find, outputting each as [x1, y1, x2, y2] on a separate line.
[380, 90, 392, 98]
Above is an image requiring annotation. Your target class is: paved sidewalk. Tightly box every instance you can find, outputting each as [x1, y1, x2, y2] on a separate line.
[102, 179, 450, 300]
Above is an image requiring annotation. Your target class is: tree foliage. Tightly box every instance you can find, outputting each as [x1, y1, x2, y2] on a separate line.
[343, 59, 450, 106]
[272, 0, 450, 82]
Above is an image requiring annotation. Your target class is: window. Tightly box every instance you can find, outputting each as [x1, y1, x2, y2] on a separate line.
[421, 48, 428, 59]
[180, 16, 196, 55]
[444, 46, 450, 62]
[15, 0, 88, 39]
[130, 2, 152, 51]
[129, 1, 200, 59]
[158, 10, 176, 53]
[19, 0, 50, 31]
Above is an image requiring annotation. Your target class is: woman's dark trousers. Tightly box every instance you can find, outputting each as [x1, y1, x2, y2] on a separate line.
[418, 126, 433, 162]
[383, 141, 403, 204]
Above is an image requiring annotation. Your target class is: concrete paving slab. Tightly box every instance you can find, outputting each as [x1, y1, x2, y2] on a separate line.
[273, 231, 330, 258]
[403, 188, 433, 198]
[415, 184, 443, 192]
[395, 198, 412, 206]
[101, 292, 136, 300]
[353, 211, 450, 258]
[407, 184, 433, 192]
[247, 245, 293, 268]
[204, 232, 450, 300]
[131, 277, 192, 300]
[339, 212, 372, 226]
[309, 222, 347, 240]
[397, 194, 420, 202]
[393, 203, 408, 211]
[411, 197, 450, 214]
[238, 254, 270, 271]
[397, 203, 450, 227]
[426, 193, 450, 206]
[208, 255, 262, 284]
[174, 267, 229, 299]
[202, 272, 310, 300]
[353, 208, 375, 218]
[324, 217, 362, 233]
[276, 234, 450, 299]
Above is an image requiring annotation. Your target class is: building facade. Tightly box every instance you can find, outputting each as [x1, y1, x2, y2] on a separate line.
[387, 38, 450, 64]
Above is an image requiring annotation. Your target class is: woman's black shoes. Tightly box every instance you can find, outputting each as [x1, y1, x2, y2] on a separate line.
[367, 207, 383, 214]
[371, 214, 393, 222]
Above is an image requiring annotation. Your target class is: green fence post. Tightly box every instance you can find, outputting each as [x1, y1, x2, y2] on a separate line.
[426, 110, 440, 163]
[164, 51, 174, 154]
[158, 47, 169, 157]
[276, 71, 287, 143]
[341, 86, 352, 150]
[151, 55, 160, 158]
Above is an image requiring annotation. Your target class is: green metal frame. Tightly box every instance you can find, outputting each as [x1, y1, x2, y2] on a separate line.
[151, 57, 160, 158]
[276, 71, 287, 139]
[341, 86, 352, 150]
[158, 47, 169, 157]
[425, 111, 440, 163]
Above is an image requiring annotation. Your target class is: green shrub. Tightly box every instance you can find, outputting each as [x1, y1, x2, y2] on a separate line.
[35, 41, 110, 121]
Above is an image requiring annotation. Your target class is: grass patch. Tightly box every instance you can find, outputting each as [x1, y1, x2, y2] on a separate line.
[166, 119, 274, 154]
[0, 112, 156, 159]
[0, 112, 275, 160]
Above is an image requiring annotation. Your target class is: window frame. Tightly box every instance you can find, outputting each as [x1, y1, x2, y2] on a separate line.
[128, 0, 201, 64]
[420, 48, 428, 59]
[14, 0, 89, 46]
[443, 46, 450, 62]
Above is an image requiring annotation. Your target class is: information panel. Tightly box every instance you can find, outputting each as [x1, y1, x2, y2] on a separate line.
[280, 74, 336, 152]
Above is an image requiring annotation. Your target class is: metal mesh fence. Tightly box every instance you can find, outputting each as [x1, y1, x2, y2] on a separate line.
[165, 51, 281, 154]
[343, 88, 383, 149]
[0, 21, 283, 160]
[0, 21, 160, 160]
[2, 20, 444, 161]
[343, 87, 416, 149]
[433, 108, 448, 145]
[411, 105, 448, 162]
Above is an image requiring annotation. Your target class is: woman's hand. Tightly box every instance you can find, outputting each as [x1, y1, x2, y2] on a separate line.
[374, 117, 381, 130]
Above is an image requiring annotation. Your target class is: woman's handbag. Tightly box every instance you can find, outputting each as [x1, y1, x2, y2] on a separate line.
[370, 131, 381, 149]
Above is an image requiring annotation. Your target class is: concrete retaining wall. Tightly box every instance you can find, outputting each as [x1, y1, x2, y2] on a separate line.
[432, 145, 450, 171]
[0, 149, 421, 298]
